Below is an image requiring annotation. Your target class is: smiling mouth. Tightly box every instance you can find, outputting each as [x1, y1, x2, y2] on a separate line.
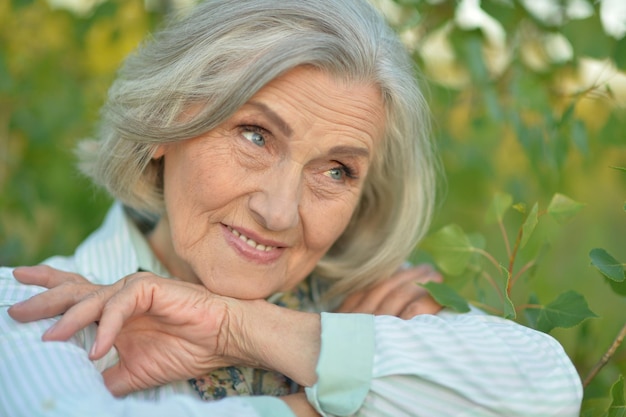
[226, 225, 277, 252]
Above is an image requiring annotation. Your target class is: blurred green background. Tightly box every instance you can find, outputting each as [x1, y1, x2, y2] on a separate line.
[1, 0, 625, 414]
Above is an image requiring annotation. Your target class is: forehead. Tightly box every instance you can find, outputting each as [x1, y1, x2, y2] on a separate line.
[246, 67, 386, 147]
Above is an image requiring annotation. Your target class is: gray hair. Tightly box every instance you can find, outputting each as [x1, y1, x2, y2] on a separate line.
[78, 0, 439, 297]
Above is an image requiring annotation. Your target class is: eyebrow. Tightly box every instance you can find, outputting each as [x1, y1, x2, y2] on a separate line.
[247, 101, 293, 137]
[329, 145, 370, 159]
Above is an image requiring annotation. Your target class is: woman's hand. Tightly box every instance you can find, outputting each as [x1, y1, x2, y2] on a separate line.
[8, 265, 321, 396]
[8, 263, 442, 397]
[9, 266, 238, 396]
[9, 266, 101, 322]
[336, 264, 443, 318]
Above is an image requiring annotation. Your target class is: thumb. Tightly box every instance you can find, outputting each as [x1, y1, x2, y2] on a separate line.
[102, 363, 136, 397]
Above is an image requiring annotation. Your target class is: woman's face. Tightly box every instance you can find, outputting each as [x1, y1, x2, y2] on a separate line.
[150, 67, 385, 299]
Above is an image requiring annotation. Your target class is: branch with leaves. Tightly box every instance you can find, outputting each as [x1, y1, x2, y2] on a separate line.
[419, 192, 595, 330]
[417, 170, 626, 416]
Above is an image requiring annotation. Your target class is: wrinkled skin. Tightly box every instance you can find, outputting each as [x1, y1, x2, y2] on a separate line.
[8, 66, 443, 416]
[8, 264, 442, 397]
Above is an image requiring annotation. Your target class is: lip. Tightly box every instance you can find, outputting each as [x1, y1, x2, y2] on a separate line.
[221, 223, 286, 264]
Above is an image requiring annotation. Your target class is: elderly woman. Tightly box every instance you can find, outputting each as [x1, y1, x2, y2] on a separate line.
[0, 0, 581, 416]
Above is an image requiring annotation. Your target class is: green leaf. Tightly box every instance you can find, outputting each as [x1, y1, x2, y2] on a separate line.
[420, 282, 470, 313]
[11, 0, 35, 8]
[559, 102, 576, 126]
[467, 233, 486, 251]
[547, 193, 584, 224]
[484, 85, 504, 121]
[579, 409, 596, 417]
[608, 375, 626, 417]
[520, 202, 539, 249]
[562, 16, 613, 60]
[524, 293, 541, 328]
[571, 119, 589, 156]
[590, 248, 625, 282]
[420, 224, 475, 276]
[0, 52, 12, 93]
[485, 193, 513, 224]
[608, 279, 626, 297]
[536, 291, 597, 333]
[614, 35, 626, 71]
[611, 166, 626, 173]
[456, 30, 490, 84]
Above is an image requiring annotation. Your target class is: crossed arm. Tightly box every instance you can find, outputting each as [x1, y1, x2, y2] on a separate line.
[3, 264, 442, 416]
[1, 264, 582, 417]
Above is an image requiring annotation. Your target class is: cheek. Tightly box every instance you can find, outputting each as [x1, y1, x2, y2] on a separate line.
[164, 143, 235, 205]
[162, 145, 238, 243]
[302, 198, 358, 252]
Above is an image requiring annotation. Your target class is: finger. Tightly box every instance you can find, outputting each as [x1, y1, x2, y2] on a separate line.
[90, 276, 158, 359]
[335, 291, 365, 313]
[375, 265, 442, 316]
[46, 274, 156, 359]
[400, 295, 442, 319]
[8, 283, 100, 322]
[102, 362, 135, 397]
[10, 266, 97, 322]
[350, 265, 437, 314]
[336, 266, 426, 314]
[411, 264, 443, 284]
[374, 285, 432, 316]
[13, 265, 89, 287]
[41, 286, 114, 343]
[338, 279, 403, 314]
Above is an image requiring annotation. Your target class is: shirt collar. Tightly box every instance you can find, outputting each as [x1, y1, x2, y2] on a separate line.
[72, 202, 169, 284]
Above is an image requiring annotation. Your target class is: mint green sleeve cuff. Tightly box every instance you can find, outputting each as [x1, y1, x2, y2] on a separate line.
[305, 313, 375, 416]
[244, 396, 296, 417]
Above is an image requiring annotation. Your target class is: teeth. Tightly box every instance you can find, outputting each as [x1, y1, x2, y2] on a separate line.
[228, 226, 276, 251]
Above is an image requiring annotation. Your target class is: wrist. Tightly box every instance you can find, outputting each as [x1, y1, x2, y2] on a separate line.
[226, 299, 321, 386]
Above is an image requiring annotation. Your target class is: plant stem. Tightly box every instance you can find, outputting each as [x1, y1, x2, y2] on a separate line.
[474, 248, 501, 271]
[583, 321, 626, 388]
[507, 225, 524, 295]
[470, 301, 502, 315]
[514, 303, 542, 312]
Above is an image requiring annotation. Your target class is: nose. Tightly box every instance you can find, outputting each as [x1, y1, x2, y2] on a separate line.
[248, 161, 302, 231]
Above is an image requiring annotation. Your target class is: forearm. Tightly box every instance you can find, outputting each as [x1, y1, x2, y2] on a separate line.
[0, 299, 293, 417]
[305, 311, 582, 417]
[231, 300, 321, 387]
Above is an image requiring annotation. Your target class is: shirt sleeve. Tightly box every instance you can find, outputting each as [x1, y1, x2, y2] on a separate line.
[0, 269, 295, 417]
[305, 310, 582, 417]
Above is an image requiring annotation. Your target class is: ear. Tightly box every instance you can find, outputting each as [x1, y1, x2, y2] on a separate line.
[152, 145, 166, 159]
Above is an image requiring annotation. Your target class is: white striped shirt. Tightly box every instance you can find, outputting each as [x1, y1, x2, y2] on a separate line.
[0, 203, 582, 416]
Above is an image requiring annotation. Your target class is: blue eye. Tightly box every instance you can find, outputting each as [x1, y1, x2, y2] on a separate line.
[327, 168, 344, 180]
[242, 129, 265, 147]
[326, 164, 358, 181]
